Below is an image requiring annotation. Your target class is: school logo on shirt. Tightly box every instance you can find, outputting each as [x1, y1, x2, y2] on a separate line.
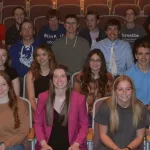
[19, 45, 33, 67]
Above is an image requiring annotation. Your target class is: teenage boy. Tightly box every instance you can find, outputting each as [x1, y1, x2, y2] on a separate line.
[120, 8, 146, 48]
[38, 9, 66, 46]
[93, 19, 133, 77]
[9, 20, 39, 78]
[125, 39, 150, 106]
[5, 6, 26, 47]
[79, 11, 106, 49]
[52, 14, 90, 74]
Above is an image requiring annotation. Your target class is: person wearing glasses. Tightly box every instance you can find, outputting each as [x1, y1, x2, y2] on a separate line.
[73, 49, 113, 126]
[120, 8, 146, 48]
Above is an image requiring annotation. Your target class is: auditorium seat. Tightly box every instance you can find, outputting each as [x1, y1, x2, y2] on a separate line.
[29, 5, 52, 21]
[3, 17, 15, 29]
[85, 0, 109, 8]
[86, 4, 110, 16]
[143, 4, 150, 15]
[2, 0, 26, 7]
[99, 15, 125, 29]
[57, 0, 80, 5]
[113, 4, 141, 16]
[58, 4, 81, 22]
[30, 0, 52, 6]
[135, 15, 148, 26]
[78, 15, 86, 31]
[2, 5, 25, 22]
[34, 16, 48, 33]
[138, 0, 150, 10]
[111, 0, 136, 12]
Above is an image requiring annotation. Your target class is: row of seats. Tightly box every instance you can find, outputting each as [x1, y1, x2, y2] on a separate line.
[1, 4, 150, 24]
[0, 0, 150, 10]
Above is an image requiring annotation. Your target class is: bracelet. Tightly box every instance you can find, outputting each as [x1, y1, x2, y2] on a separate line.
[126, 146, 131, 150]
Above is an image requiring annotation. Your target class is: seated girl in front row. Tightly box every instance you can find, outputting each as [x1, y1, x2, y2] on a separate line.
[34, 65, 88, 150]
[95, 75, 147, 150]
[0, 71, 29, 150]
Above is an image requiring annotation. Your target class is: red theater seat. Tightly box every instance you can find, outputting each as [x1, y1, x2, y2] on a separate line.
[29, 5, 52, 21]
[138, 0, 150, 10]
[34, 16, 48, 33]
[85, 0, 109, 8]
[135, 15, 148, 26]
[2, 0, 26, 7]
[113, 4, 141, 16]
[143, 4, 150, 15]
[2, 5, 25, 22]
[99, 15, 125, 29]
[30, 0, 52, 6]
[111, 0, 136, 12]
[78, 15, 86, 31]
[86, 4, 110, 16]
[58, 4, 81, 22]
[3, 17, 15, 29]
[57, 0, 80, 5]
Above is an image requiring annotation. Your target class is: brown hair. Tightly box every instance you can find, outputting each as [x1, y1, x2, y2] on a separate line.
[65, 14, 79, 24]
[46, 65, 71, 126]
[12, 6, 26, 17]
[30, 44, 56, 80]
[104, 19, 121, 31]
[0, 41, 11, 67]
[85, 11, 99, 20]
[80, 49, 108, 97]
[0, 71, 20, 128]
[46, 9, 60, 20]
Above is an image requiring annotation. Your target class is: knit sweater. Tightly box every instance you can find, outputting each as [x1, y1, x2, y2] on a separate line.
[0, 98, 30, 148]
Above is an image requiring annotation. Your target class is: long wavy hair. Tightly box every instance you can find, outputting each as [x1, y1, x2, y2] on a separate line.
[0, 71, 20, 128]
[46, 65, 71, 126]
[29, 44, 56, 80]
[0, 42, 11, 68]
[80, 49, 108, 97]
[108, 75, 143, 133]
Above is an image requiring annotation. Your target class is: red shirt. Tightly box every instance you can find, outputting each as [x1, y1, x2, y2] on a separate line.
[0, 24, 6, 41]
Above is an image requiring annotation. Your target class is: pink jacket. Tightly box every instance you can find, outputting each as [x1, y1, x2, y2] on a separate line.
[34, 90, 88, 150]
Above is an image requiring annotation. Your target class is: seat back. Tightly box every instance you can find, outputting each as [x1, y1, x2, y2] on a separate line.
[71, 71, 81, 88]
[92, 97, 109, 150]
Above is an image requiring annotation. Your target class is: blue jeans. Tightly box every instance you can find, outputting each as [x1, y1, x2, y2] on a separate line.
[7, 144, 24, 150]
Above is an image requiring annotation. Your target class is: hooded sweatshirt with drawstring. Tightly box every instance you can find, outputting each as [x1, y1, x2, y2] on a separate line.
[9, 39, 39, 77]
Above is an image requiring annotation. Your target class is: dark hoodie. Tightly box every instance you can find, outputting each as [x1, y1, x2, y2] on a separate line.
[9, 39, 40, 77]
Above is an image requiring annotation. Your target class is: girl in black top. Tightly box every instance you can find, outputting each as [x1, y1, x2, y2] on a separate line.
[26, 44, 56, 113]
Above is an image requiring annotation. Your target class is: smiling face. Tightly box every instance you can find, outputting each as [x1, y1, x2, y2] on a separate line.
[89, 53, 101, 72]
[0, 76, 9, 98]
[125, 9, 135, 23]
[0, 49, 7, 68]
[105, 25, 119, 41]
[64, 18, 79, 34]
[116, 80, 132, 107]
[36, 48, 50, 67]
[135, 47, 150, 69]
[53, 69, 68, 89]
[13, 8, 26, 25]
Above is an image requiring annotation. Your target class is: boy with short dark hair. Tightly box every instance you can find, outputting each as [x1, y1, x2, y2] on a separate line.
[38, 9, 66, 46]
[79, 11, 106, 49]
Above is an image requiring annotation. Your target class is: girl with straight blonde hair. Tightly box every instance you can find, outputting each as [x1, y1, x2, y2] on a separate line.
[95, 75, 147, 150]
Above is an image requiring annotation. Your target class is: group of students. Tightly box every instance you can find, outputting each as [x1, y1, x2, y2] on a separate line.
[0, 5, 150, 150]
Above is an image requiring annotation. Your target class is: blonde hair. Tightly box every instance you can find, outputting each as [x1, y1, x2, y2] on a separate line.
[108, 75, 143, 133]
